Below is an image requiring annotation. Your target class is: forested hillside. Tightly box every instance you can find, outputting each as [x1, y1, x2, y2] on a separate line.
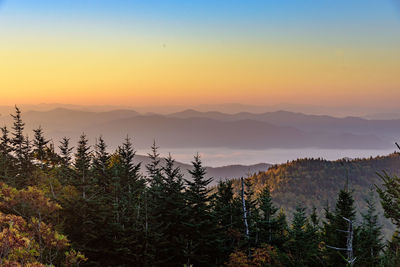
[231, 155, 400, 235]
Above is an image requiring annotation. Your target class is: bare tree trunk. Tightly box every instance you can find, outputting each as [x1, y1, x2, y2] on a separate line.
[326, 217, 356, 266]
[241, 177, 249, 239]
[343, 217, 355, 266]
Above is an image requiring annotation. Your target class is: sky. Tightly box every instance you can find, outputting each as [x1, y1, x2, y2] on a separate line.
[0, 0, 400, 108]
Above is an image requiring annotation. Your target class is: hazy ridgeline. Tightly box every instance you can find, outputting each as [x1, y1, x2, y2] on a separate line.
[1, 107, 400, 266]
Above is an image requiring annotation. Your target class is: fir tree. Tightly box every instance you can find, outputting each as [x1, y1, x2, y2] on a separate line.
[59, 137, 73, 165]
[377, 171, 400, 228]
[323, 186, 357, 266]
[92, 136, 110, 189]
[212, 180, 243, 263]
[32, 126, 49, 167]
[257, 185, 280, 246]
[286, 205, 320, 266]
[184, 154, 216, 266]
[74, 133, 91, 199]
[356, 190, 384, 266]
[10, 106, 25, 162]
[244, 178, 260, 247]
[152, 154, 187, 266]
[10, 106, 28, 187]
[0, 126, 13, 183]
[143, 141, 164, 265]
[57, 137, 74, 185]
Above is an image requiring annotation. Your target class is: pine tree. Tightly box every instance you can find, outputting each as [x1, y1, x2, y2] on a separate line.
[73, 134, 91, 199]
[380, 231, 400, 267]
[32, 126, 49, 167]
[143, 141, 164, 265]
[10, 106, 25, 163]
[275, 208, 289, 249]
[257, 185, 280, 246]
[107, 136, 144, 266]
[356, 190, 383, 266]
[59, 137, 73, 166]
[212, 180, 243, 264]
[323, 186, 357, 266]
[0, 126, 14, 183]
[244, 178, 260, 247]
[184, 154, 216, 266]
[377, 171, 400, 228]
[92, 136, 110, 190]
[57, 137, 74, 185]
[10, 106, 28, 187]
[153, 154, 187, 266]
[286, 205, 320, 267]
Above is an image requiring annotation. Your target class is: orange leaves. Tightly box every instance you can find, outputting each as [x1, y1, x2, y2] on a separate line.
[0, 183, 86, 266]
[226, 245, 283, 267]
[0, 212, 39, 265]
[65, 249, 87, 267]
[0, 182, 61, 221]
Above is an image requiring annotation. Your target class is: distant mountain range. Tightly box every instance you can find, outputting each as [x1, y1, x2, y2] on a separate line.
[0, 107, 397, 151]
[134, 155, 270, 186]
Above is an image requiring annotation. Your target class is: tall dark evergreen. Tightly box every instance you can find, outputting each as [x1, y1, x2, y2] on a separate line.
[10, 106, 25, 162]
[244, 178, 260, 247]
[286, 205, 320, 266]
[212, 180, 243, 264]
[356, 190, 384, 266]
[377, 171, 400, 228]
[152, 154, 187, 266]
[184, 154, 216, 266]
[0, 126, 13, 183]
[32, 126, 49, 167]
[143, 141, 164, 266]
[57, 137, 74, 185]
[107, 136, 144, 266]
[10, 106, 28, 187]
[323, 186, 357, 266]
[92, 136, 110, 189]
[59, 137, 73, 165]
[74, 134, 92, 198]
[257, 185, 280, 246]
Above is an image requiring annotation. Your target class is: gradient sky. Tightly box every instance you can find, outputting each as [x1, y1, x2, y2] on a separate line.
[0, 0, 399, 107]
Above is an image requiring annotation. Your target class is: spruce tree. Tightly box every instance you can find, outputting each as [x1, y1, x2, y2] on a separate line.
[92, 136, 110, 189]
[74, 133, 92, 198]
[377, 171, 400, 228]
[32, 126, 49, 167]
[286, 205, 320, 267]
[212, 180, 243, 263]
[57, 137, 74, 185]
[356, 190, 383, 266]
[108, 136, 144, 266]
[10, 106, 27, 187]
[144, 141, 164, 265]
[10, 106, 25, 163]
[184, 154, 216, 266]
[257, 185, 280, 246]
[0, 126, 13, 183]
[244, 178, 260, 247]
[153, 154, 187, 266]
[323, 186, 357, 266]
[59, 137, 73, 166]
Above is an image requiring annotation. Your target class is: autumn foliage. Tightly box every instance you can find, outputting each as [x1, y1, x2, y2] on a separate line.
[0, 182, 86, 266]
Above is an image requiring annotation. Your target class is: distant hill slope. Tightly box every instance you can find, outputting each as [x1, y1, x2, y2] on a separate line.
[134, 155, 270, 186]
[168, 109, 400, 139]
[230, 153, 400, 237]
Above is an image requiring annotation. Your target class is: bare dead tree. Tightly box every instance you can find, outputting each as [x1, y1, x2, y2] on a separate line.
[326, 216, 356, 266]
[241, 177, 249, 239]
